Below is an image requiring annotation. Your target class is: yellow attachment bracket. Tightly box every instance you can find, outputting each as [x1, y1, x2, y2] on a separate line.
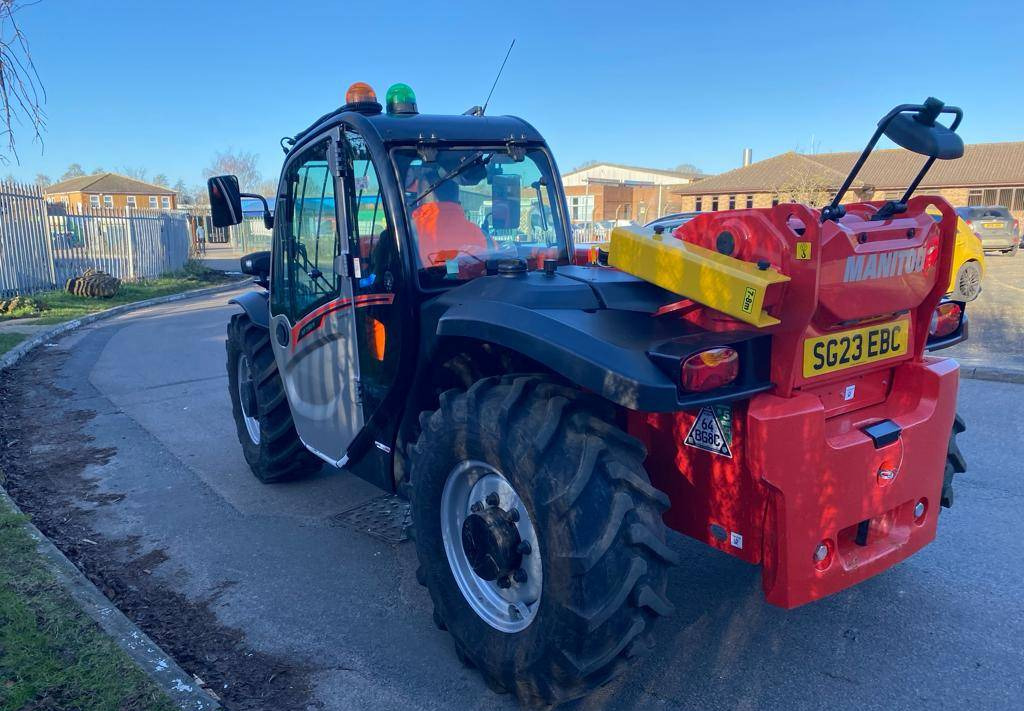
[608, 226, 790, 327]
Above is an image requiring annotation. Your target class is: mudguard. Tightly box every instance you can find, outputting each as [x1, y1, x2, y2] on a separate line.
[436, 300, 735, 412]
[229, 290, 270, 329]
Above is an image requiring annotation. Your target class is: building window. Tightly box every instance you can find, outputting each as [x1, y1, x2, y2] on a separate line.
[711, 197, 719, 211]
[89, 194, 100, 208]
[998, 188, 1013, 208]
[161, 196, 170, 209]
[967, 189, 983, 206]
[983, 188, 998, 205]
[746, 195, 754, 208]
[1013, 188, 1024, 211]
[149, 196, 158, 208]
[695, 197, 703, 211]
[127, 196, 136, 208]
[728, 195, 736, 210]
[567, 194, 595, 222]
[103, 195, 113, 208]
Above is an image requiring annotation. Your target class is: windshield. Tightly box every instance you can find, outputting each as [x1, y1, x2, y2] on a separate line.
[392, 147, 567, 289]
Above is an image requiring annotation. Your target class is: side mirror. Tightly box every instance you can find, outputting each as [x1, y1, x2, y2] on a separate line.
[883, 108, 964, 159]
[240, 250, 270, 288]
[208, 175, 244, 227]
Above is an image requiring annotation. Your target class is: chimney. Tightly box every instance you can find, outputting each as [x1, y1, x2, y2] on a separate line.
[742, 148, 753, 167]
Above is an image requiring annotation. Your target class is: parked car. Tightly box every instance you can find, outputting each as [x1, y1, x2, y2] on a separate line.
[946, 216, 986, 301]
[644, 211, 700, 232]
[955, 206, 1019, 255]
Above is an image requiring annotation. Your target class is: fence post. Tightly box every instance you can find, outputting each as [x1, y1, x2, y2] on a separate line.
[126, 210, 137, 281]
[36, 185, 57, 287]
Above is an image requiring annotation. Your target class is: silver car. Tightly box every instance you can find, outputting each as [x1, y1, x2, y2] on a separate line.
[956, 206, 1019, 255]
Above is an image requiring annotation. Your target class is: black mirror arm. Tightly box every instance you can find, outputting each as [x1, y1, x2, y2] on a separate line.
[240, 192, 274, 229]
[822, 102, 964, 223]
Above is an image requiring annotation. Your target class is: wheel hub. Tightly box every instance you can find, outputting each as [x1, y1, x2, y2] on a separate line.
[461, 505, 523, 582]
[440, 462, 542, 633]
[237, 355, 261, 445]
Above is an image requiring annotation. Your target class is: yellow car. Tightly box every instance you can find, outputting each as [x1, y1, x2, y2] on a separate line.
[928, 209, 985, 301]
[948, 215, 986, 301]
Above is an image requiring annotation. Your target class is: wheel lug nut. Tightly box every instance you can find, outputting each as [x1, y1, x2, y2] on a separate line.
[517, 541, 532, 556]
[485, 492, 500, 507]
[512, 569, 527, 584]
[508, 508, 520, 522]
[497, 575, 511, 589]
[470, 501, 483, 513]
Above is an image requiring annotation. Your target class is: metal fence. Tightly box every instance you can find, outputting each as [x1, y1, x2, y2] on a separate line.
[0, 181, 191, 296]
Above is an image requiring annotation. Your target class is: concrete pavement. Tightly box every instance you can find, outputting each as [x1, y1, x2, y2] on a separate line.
[4, 288, 1023, 710]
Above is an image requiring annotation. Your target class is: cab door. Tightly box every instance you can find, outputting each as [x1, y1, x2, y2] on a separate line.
[268, 131, 362, 465]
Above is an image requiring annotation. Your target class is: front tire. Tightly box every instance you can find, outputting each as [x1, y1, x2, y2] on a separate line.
[226, 312, 321, 483]
[410, 375, 676, 705]
[941, 413, 967, 508]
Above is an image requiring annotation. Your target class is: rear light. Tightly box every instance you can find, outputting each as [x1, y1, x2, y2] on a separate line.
[681, 347, 739, 392]
[929, 302, 962, 338]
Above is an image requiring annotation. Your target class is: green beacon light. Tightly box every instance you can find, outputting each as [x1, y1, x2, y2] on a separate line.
[386, 83, 418, 115]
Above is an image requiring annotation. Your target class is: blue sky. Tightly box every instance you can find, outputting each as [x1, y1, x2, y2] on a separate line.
[11, 0, 1024, 188]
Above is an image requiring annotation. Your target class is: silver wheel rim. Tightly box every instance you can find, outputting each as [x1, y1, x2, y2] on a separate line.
[957, 262, 982, 301]
[440, 460, 542, 633]
[237, 354, 260, 445]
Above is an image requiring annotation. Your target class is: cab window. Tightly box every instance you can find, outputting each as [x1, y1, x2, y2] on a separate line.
[344, 131, 402, 416]
[392, 147, 567, 289]
[272, 138, 340, 318]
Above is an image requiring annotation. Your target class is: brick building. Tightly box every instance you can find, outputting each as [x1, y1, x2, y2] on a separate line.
[672, 142, 1024, 223]
[44, 173, 178, 211]
[561, 162, 702, 225]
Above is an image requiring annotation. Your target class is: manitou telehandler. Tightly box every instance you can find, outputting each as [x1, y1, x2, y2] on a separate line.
[209, 85, 969, 705]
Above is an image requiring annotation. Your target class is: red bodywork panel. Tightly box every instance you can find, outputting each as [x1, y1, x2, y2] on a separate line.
[630, 198, 961, 608]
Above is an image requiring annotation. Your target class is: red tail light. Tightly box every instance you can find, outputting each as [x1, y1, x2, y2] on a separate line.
[929, 302, 962, 339]
[681, 347, 739, 392]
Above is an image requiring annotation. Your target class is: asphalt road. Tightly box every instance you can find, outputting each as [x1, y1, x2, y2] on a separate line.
[9, 289, 1024, 711]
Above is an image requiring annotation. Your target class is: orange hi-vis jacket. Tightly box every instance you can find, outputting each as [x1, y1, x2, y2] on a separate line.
[410, 201, 489, 266]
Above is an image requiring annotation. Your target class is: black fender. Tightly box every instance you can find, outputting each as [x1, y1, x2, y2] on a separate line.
[229, 290, 270, 329]
[436, 300, 681, 411]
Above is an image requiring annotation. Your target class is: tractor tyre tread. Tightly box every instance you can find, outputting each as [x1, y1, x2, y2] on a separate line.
[409, 374, 674, 706]
[226, 312, 320, 483]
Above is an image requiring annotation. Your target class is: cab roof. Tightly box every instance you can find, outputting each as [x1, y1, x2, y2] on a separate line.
[289, 108, 545, 154]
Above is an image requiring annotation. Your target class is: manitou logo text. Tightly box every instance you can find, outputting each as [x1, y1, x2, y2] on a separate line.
[843, 247, 926, 283]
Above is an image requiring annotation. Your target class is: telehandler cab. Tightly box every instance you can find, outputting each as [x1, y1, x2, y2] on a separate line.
[210, 86, 969, 705]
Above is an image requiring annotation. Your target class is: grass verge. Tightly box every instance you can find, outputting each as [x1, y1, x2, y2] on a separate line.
[0, 500, 177, 711]
[0, 261, 237, 325]
[0, 334, 27, 358]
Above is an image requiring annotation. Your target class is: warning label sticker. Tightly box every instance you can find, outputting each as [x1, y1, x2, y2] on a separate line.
[683, 406, 733, 458]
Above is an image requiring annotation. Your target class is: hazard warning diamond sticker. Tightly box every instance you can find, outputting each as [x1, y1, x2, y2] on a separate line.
[683, 406, 733, 458]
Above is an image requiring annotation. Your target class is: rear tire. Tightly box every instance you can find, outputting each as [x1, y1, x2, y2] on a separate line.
[410, 375, 676, 705]
[941, 413, 966, 508]
[952, 260, 982, 302]
[226, 312, 321, 483]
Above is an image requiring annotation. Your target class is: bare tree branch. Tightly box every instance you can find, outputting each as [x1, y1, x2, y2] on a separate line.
[0, 0, 45, 164]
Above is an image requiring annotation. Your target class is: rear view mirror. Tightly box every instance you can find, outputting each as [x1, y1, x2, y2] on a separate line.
[240, 250, 270, 288]
[883, 111, 964, 159]
[208, 175, 244, 227]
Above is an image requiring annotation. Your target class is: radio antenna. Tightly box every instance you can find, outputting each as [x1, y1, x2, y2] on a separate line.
[480, 39, 515, 116]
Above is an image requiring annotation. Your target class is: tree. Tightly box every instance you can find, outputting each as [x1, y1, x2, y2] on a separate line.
[203, 149, 263, 192]
[34, 172, 49, 188]
[257, 179, 277, 197]
[674, 163, 703, 176]
[117, 165, 146, 180]
[61, 163, 85, 180]
[0, 1, 45, 163]
[90, 166, 104, 175]
[151, 173, 168, 187]
[191, 183, 210, 205]
[772, 167, 835, 208]
[172, 178, 191, 204]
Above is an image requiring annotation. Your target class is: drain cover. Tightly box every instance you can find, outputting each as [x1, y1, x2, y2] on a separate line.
[331, 494, 411, 544]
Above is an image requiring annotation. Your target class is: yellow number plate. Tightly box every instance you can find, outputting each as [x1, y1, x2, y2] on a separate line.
[982, 221, 1005, 229]
[803, 318, 910, 378]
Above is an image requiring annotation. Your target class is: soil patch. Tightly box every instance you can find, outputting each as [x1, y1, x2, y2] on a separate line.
[0, 348, 317, 711]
